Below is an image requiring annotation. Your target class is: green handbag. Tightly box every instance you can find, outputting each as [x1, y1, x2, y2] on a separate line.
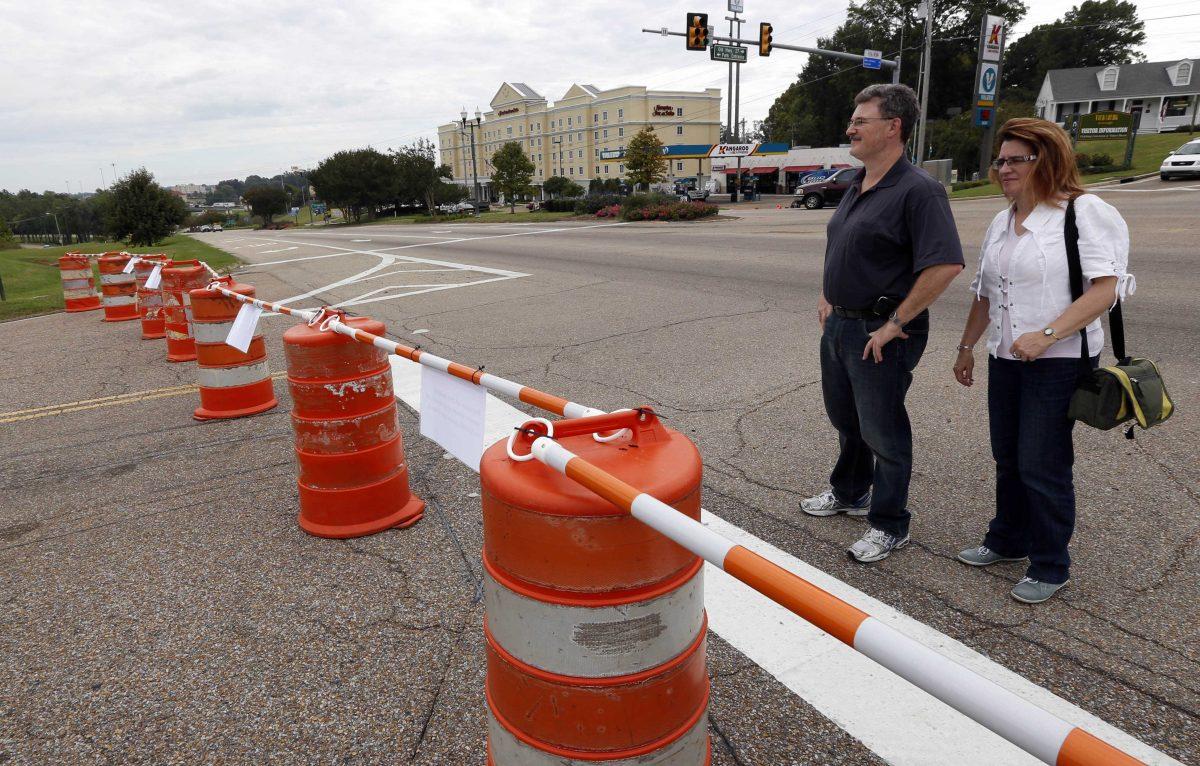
[1063, 199, 1175, 436]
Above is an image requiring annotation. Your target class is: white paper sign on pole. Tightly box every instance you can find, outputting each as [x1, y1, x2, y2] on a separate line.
[122, 256, 138, 274]
[225, 303, 263, 353]
[420, 365, 486, 472]
[144, 264, 163, 290]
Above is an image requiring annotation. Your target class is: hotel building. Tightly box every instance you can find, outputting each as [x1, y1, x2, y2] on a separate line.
[437, 82, 723, 199]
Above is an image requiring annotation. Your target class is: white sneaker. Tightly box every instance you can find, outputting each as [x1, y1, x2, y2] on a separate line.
[801, 488, 870, 517]
[848, 527, 909, 563]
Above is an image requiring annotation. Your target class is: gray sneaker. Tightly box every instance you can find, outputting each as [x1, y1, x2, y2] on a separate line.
[957, 545, 1027, 567]
[848, 527, 909, 563]
[1011, 577, 1069, 604]
[801, 488, 870, 517]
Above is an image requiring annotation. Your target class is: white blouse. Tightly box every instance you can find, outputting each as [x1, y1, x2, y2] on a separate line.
[969, 193, 1134, 359]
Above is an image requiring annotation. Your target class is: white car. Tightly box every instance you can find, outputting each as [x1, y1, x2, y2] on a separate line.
[1160, 139, 1200, 181]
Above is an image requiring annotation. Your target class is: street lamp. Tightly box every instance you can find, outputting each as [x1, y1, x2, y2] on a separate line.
[460, 108, 482, 216]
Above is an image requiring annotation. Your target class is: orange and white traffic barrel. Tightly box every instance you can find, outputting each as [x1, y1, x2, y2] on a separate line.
[58, 253, 101, 313]
[160, 260, 208, 362]
[480, 410, 710, 765]
[283, 309, 424, 538]
[188, 278, 278, 421]
[134, 253, 170, 339]
[97, 252, 139, 322]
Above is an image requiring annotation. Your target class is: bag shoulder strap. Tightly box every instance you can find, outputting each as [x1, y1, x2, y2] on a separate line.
[1063, 199, 1093, 372]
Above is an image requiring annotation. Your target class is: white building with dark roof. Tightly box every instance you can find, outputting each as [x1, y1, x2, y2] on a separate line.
[1036, 58, 1198, 133]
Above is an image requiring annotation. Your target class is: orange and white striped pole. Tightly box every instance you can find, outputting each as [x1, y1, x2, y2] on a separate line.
[507, 416, 1144, 766]
[206, 286, 604, 419]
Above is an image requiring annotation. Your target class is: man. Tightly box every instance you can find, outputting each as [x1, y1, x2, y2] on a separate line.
[802, 84, 964, 563]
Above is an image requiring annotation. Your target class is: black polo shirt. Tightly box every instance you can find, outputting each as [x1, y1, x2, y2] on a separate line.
[822, 158, 963, 333]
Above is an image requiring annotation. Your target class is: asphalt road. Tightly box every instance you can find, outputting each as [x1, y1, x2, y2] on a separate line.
[1, 175, 1196, 764]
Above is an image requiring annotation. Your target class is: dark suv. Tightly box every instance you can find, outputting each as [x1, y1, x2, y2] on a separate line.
[790, 167, 860, 209]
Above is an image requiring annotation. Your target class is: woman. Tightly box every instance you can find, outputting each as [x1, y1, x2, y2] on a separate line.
[952, 118, 1132, 604]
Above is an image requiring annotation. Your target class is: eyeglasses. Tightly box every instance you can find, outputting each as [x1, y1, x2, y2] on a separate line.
[990, 154, 1038, 169]
[846, 117, 897, 128]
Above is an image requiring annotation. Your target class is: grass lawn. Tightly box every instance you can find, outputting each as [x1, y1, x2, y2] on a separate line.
[949, 129, 1197, 199]
[0, 235, 241, 322]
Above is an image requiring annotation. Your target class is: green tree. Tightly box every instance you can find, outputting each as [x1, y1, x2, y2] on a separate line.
[490, 142, 535, 212]
[0, 216, 18, 250]
[105, 168, 187, 246]
[763, 0, 1028, 149]
[393, 139, 453, 213]
[926, 101, 1036, 178]
[542, 175, 582, 199]
[242, 186, 287, 226]
[624, 127, 669, 191]
[1002, 0, 1145, 103]
[309, 148, 398, 223]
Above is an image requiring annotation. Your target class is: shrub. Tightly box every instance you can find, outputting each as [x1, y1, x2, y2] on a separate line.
[1074, 152, 1091, 169]
[620, 200, 718, 222]
[595, 204, 621, 218]
[540, 198, 578, 212]
[1087, 153, 1114, 167]
[574, 194, 623, 215]
[951, 180, 989, 191]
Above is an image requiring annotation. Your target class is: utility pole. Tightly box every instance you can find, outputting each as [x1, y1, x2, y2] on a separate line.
[914, 0, 934, 168]
[47, 211, 63, 246]
[100, 166, 106, 188]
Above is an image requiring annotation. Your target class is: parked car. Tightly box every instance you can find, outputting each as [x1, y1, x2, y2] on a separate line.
[454, 200, 489, 213]
[1160, 139, 1200, 181]
[790, 167, 860, 209]
[199, 225, 212, 232]
[211, 224, 223, 232]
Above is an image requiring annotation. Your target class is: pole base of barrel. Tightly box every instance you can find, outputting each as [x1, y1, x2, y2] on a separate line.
[141, 332, 167, 339]
[298, 491, 425, 539]
[193, 397, 278, 421]
[66, 303, 102, 313]
[166, 353, 198, 363]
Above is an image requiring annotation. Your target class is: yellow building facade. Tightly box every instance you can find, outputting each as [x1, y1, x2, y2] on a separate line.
[438, 82, 722, 199]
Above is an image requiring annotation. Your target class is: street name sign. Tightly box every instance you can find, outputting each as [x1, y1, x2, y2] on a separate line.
[863, 49, 882, 70]
[728, 0, 743, 12]
[708, 143, 759, 158]
[711, 43, 747, 63]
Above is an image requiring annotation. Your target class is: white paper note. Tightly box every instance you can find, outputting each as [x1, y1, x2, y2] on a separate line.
[225, 303, 262, 353]
[145, 264, 163, 289]
[420, 365, 486, 471]
[122, 256, 138, 274]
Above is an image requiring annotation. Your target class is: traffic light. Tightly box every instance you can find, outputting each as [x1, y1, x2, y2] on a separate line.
[686, 13, 709, 50]
[759, 22, 773, 56]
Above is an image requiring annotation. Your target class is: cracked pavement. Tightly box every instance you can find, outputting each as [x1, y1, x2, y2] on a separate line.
[1, 187, 1196, 765]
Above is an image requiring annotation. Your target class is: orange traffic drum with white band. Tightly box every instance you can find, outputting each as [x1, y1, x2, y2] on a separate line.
[97, 252, 138, 322]
[58, 253, 101, 313]
[160, 260, 207, 362]
[134, 253, 170, 339]
[479, 426, 709, 764]
[283, 311, 423, 538]
[188, 278, 278, 420]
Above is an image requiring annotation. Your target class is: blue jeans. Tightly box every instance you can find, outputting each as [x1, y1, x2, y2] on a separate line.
[984, 355, 1097, 584]
[819, 313, 928, 538]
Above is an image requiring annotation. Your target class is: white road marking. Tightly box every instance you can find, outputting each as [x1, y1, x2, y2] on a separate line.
[259, 247, 299, 254]
[350, 239, 371, 242]
[1093, 185, 1200, 193]
[383, 355, 1179, 766]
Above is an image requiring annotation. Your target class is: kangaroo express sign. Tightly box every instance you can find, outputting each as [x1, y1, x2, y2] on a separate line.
[708, 143, 759, 158]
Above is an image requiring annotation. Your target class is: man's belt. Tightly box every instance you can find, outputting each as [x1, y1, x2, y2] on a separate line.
[832, 306, 878, 319]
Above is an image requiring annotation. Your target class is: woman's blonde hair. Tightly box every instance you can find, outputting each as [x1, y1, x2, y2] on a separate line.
[989, 117, 1085, 204]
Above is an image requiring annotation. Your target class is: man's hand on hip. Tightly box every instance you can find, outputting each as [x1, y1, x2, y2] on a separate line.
[863, 320, 909, 363]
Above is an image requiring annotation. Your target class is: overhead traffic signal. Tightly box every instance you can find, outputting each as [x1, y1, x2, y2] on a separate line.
[686, 13, 709, 51]
[759, 22, 773, 56]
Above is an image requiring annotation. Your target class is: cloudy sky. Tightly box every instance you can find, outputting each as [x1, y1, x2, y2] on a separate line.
[1, 0, 1194, 193]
